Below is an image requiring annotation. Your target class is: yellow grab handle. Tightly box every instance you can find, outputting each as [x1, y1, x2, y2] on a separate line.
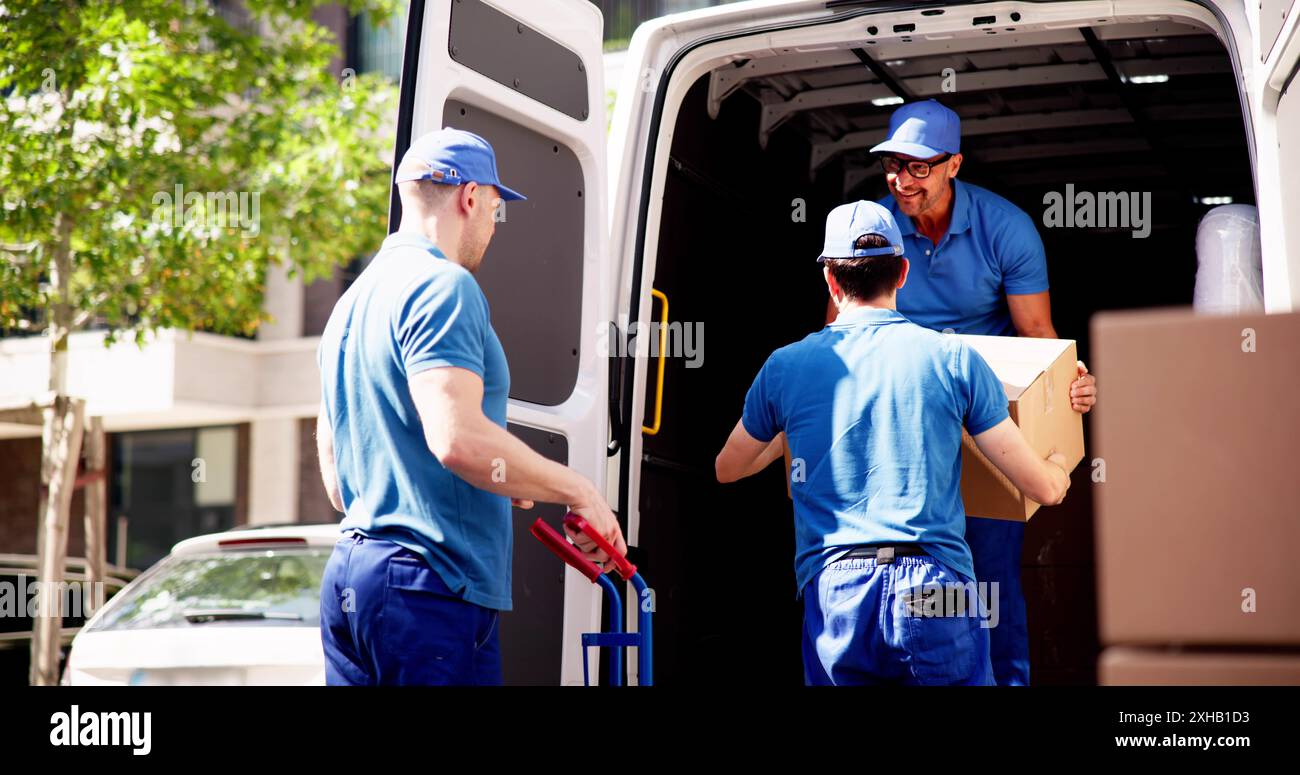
[642, 288, 668, 435]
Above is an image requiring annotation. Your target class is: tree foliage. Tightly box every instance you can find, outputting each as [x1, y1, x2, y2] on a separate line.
[0, 0, 401, 345]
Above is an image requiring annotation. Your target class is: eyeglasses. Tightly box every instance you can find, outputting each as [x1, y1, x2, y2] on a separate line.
[878, 153, 953, 179]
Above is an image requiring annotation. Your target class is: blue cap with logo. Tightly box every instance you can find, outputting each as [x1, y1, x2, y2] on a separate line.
[817, 200, 905, 262]
[869, 99, 961, 159]
[394, 127, 526, 201]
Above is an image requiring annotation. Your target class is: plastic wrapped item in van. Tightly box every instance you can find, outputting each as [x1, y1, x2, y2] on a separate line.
[1193, 204, 1264, 315]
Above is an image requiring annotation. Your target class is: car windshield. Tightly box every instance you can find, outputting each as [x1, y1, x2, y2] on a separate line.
[87, 548, 329, 631]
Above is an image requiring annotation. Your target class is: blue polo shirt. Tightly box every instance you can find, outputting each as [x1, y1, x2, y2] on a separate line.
[317, 231, 514, 610]
[879, 179, 1049, 336]
[741, 307, 1008, 593]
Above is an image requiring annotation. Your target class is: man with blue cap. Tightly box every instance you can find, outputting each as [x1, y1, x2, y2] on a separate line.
[826, 98, 1098, 685]
[715, 201, 1072, 685]
[314, 128, 626, 685]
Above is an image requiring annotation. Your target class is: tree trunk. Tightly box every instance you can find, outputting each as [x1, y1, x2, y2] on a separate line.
[29, 397, 84, 685]
[84, 416, 107, 617]
[29, 212, 79, 686]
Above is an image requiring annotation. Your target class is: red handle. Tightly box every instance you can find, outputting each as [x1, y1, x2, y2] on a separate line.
[563, 512, 636, 581]
[530, 519, 602, 583]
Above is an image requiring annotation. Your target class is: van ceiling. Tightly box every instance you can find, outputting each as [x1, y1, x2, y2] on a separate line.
[706, 18, 1249, 201]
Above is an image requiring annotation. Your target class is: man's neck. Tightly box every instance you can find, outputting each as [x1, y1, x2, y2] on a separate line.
[836, 296, 896, 315]
[396, 215, 459, 264]
[911, 181, 955, 245]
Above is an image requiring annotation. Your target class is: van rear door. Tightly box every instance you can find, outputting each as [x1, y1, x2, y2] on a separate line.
[1253, 0, 1300, 308]
[396, 0, 609, 685]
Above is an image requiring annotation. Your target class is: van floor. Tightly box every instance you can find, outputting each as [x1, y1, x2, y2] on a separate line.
[634, 28, 1253, 684]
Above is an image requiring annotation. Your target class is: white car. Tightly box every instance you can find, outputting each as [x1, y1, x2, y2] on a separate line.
[63, 523, 341, 686]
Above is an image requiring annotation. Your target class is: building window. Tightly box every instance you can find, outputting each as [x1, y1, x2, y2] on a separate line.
[109, 426, 239, 570]
[356, 5, 408, 81]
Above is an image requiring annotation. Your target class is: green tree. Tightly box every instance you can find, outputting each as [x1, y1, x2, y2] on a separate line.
[0, 0, 401, 684]
[1, 0, 399, 347]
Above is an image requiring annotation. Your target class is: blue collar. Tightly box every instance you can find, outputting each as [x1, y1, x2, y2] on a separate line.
[892, 179, 972, 238]
[382, 230, 449, 259]
[829, 306, 907, 327]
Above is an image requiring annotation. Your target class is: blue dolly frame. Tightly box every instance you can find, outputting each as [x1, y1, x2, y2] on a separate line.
[530, 512, 652, 686]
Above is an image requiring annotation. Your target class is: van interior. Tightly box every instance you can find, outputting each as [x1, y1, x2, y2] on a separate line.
[633, 13, 1254, 685]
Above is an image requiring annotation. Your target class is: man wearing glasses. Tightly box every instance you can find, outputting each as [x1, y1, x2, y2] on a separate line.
[828, 99, 1098, 686]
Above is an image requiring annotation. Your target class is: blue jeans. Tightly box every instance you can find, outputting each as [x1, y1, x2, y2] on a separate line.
[320, 532, 503, 686]
[802, 554, 995, 686]
[965, 517, 1029, 686]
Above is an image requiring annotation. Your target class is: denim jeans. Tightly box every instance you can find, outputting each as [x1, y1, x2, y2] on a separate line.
[802, 553, 995, 686]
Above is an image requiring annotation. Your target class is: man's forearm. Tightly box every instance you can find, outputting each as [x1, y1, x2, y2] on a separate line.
[741, 434, 786, 479]
[437, 418, 598, 506]
[1014, 321, 1058, 339]
[316, 413, 344, 512]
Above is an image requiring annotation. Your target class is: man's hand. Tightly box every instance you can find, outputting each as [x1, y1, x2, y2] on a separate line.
[1070, 360, 1097, 413]
[511, 498, 534, 509]
[972, 419, 1071, 506]
[1047, 451, 1070, 473]
[564, 490, 628, 569]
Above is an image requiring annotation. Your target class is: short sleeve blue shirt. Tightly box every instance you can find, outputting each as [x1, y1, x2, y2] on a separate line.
[317, 231, 513, 610]
[878, 180, 1049, 336]
[741, 307, 1008, 592]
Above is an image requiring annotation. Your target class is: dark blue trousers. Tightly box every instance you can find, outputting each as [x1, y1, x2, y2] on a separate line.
[319, 532, 503, 686]
[965, 516, 1030, 686]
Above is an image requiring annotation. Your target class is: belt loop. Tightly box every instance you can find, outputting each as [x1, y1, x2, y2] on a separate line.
[876, 547, 894, 565]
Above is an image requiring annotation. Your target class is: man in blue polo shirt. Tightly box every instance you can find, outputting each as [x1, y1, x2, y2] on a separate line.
[833, 99, 1098, 685]
[314, 128, 626, 685]
[716, 201, 1071, 685]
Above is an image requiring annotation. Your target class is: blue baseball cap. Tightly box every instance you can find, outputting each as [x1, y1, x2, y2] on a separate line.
[394, 128, 526, 201]
[817, 201, 905, 262]
[869, 99, 961, 159]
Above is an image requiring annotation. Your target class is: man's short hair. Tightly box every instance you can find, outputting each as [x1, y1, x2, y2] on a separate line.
[398, 178, 461, 212]
[822, 234, 905, 300]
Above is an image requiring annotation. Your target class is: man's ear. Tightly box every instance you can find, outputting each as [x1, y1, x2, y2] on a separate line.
[458, 180, 480, 215]
[823, 264, 841, 301]
[897, 257, 910, 290]
[947, 153, 962, 179]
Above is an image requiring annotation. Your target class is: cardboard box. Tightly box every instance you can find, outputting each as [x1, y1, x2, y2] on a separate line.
[1100, 647, 1300, 686]
[1093, 308, 1300, 646]
[956, 334, 1085, 521]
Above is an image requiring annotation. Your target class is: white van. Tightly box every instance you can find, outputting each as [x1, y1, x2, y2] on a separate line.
[395, 0, 1299, 685]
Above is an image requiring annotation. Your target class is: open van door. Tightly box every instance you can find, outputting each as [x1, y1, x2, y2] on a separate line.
[394, 0, 609, 685]
[1253, 0, 1300, 309]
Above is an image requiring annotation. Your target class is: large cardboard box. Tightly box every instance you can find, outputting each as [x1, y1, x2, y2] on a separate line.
[956, 334, 1085, 521]
[1093, 308, 1300, 646]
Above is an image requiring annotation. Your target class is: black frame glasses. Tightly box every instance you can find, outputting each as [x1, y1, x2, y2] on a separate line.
[878, 153, 953, 179]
